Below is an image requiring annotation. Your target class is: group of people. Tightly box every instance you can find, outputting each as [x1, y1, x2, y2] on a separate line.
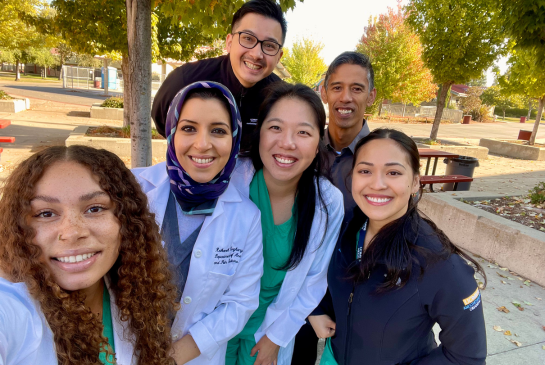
[0, 1, 487, 365]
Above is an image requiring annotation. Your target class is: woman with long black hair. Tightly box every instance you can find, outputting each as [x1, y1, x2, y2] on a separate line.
[226, 83, 344, 365]
[309, 128, 487, 365]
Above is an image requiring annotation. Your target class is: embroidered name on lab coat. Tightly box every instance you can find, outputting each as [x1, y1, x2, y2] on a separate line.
[214, 247, 243, 265]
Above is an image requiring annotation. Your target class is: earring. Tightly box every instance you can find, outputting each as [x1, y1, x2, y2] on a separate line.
[58, 234, 62, 241]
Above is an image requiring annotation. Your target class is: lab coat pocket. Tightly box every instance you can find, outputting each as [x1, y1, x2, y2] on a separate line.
[200, 271, 235, 314]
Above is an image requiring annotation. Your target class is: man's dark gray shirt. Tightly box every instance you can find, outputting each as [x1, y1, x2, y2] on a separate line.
[324, 120, 370, 224]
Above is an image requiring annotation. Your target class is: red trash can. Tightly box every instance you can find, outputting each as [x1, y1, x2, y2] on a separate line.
[520, 116, 526, 123]
[462, 115, 471, 124]
[94, 77, 101, 88]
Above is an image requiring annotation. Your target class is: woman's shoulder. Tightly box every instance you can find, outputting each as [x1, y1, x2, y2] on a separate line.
[0, 278, 58, 364]
[131, 161, 168, 192]
[316, 176, 343, 210]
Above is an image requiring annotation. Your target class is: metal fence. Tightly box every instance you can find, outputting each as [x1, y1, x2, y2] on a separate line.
[62, 66, 96, 90]
[381, 104, 463, 122]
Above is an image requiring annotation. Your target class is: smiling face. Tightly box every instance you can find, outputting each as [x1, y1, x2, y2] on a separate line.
[352, 138, 420, 228]
[28, 161, 121, 293]
[226, 13, 284, 88]
[174, 97, 232, 183]
[259, 97, 320, 187]
[321, 63, 377, 134]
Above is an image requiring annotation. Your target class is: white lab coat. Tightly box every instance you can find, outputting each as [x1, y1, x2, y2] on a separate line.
[0, 277, 138, 365]
[133, 162, 264, 365]
[230, 159, 344, 364]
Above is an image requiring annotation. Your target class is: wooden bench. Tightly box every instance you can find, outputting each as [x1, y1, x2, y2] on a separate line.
[420, 175, 473, 192]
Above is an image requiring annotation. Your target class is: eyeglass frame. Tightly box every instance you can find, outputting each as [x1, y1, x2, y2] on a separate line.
[231, 31, 283, 56]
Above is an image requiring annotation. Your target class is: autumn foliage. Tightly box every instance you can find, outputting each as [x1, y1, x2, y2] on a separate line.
[356, 3, 436, 113]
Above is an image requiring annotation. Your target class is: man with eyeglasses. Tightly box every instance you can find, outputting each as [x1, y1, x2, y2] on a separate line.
[152, 0, 286, 151]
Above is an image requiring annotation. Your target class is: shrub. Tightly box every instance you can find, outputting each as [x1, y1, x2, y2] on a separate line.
[528, 182, 545, 205]
[0, 90, 12, 100]
[101, 97, 123, 108]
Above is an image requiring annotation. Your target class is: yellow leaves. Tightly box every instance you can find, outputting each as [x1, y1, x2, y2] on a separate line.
[497, 306, 510, 313]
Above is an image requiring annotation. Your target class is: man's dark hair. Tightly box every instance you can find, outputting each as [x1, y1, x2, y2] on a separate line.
[231, 0, 287, 43]
[324, 51, 375, 92]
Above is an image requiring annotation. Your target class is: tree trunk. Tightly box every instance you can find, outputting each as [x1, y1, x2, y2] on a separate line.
[503, 110, 505, 120]
[126, 0, 152, 168]
[529, 96, 545, 145]
[430, 81, 453, 140]
[528, 100, 533, 120]
[58, 55, 64, 80]
[378, 99, 383, 116]
[121, 55, 131, 128]
[15, 60, 20, 81]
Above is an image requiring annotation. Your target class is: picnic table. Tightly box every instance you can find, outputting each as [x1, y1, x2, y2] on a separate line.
[0, 119, 14, 159]
[418, 148, 459, 176]
[418, 148, 473, 192]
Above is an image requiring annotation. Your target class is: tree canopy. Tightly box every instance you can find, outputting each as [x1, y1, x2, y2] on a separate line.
[480, 84, 524, 119]
[356, 3, 436, 112]
[498, 48, 545, 144]
[282, 37, 327, 87]
[407, 0, 505, 139]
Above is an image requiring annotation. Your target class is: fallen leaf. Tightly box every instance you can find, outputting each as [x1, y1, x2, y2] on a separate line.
[493, 325, 504, 332]
[507, 277, 516, 280]
[518, 307, 525, 311]
[500, 267, 508, 271]
[517, 277, 524, 281]
[497, 272, 508, 278]
[524, 280, 531, 286]
[504, 330, 512, 336]
[497, 306, 510, 313]
[512, 301, 522, 308]
[509, 339, 522, 347]
[524, 301, 533, 306]
[501, 280, 507, 284]
[537, 297, 542, 301]
[543, 326, 545, 332]
[542, 345, 545, 350]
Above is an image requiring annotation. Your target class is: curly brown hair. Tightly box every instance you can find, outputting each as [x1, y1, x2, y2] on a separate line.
[0, 145, 179, 365]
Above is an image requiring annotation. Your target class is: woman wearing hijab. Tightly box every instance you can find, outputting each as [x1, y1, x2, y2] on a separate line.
[133, 81, 264, 365]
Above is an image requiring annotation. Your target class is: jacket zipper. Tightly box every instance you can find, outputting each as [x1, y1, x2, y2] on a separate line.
[344, 283, 356, 364]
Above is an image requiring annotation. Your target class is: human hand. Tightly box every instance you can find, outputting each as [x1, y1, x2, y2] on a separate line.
[171, 334, 201, 365]
[308, 314, 336, 339]
[250, 335, 280, 365]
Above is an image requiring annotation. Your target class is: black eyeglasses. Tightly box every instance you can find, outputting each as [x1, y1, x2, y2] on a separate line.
[232, 31, 283, 56]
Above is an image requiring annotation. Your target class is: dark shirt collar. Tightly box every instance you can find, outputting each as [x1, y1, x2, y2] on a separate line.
[324, 119, 371, 155]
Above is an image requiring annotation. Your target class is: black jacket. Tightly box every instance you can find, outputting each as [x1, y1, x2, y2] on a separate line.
[151, 55, 283, 151]
[314, 208, 487, 365]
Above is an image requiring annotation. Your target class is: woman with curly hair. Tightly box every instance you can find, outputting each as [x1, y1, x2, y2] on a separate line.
[0, 145, 179, 365]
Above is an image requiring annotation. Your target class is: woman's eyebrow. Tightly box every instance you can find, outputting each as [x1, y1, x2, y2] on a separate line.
[31, 195, 60, 203]
[356, 161, 407, 170]
[80, 191, 109, 201]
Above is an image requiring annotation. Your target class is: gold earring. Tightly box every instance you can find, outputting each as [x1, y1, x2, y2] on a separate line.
[58, 234, 62, 241]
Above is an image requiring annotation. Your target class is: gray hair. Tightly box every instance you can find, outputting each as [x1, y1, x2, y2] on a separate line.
[324, 51, 375, 93]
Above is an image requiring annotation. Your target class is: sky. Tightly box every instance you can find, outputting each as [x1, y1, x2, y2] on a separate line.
[282, 0, 507, 87]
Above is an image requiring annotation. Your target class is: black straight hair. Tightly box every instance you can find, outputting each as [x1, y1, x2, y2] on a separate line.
[231, 0, 288, 43]
[250, 82, 330, 270]
[350, 128, 486, 291]
[324, 51, 375, 91]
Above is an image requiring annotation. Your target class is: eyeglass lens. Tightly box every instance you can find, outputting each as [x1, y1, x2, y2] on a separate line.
[238, 32, 280, 56]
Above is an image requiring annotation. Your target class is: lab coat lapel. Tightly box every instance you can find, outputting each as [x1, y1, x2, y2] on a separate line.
[105, 278, 137, 365]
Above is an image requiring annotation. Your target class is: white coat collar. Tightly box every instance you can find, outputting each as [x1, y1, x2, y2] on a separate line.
[135, 162, 243, 229]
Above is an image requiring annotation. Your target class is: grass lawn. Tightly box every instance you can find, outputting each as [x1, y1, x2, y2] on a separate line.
[497, 116, 544, 123]
[0, 72, 61, 83]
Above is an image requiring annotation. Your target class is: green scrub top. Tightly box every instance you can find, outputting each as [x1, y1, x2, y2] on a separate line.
[99, 284, 116, 365]
[232, 168, 296, 338]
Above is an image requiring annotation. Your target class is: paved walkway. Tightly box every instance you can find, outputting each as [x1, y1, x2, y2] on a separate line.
[1, 96, 544, 364]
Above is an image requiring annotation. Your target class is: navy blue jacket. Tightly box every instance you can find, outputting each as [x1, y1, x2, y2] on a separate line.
[313, 208, 487, 365]
[151, 55, 282, 151]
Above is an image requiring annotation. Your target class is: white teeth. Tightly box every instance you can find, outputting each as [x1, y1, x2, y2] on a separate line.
[191, 157, 213, 164]
[274, 156, 295, 164]
[338, 109, 353, 115]
[244, 61, 261, 70]
[56, 252, 96, 263]
[366, 196, 392, 203]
